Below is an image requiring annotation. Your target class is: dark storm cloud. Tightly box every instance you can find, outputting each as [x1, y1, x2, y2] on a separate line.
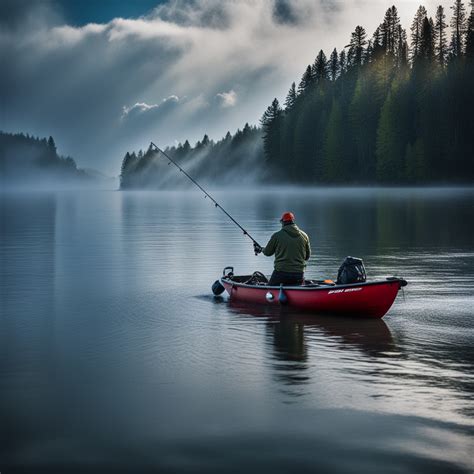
[272, 0, 299, 25]
[1, 0, 453, 174]
[0, 0, 59, 31]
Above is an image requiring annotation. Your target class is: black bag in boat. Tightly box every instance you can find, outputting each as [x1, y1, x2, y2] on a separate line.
[336, 256, 367, 284]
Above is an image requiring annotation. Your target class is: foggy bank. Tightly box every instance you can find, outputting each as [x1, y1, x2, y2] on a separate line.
[0, 131, 116, 190]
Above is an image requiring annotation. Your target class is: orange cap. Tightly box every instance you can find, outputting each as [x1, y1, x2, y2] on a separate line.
[280, 212, 295, 223]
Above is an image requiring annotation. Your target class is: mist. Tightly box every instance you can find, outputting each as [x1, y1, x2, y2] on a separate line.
[0, 132, 115, 191]
[120, 125, 266, 189]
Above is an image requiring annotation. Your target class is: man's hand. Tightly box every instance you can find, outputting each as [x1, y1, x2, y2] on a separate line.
[253, 242, 263, 255]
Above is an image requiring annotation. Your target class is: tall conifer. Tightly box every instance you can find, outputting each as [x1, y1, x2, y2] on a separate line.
[284, 82, 297, 110]
[329, 48, 339, 81]
[312, 50, 329, 82]
[381, 6, 401, 55]
[450, 0, 467, 57]
[465, 0, 474, 57]
[420, 17, 435, 62]
[260, 99, 283, 163]
[434, 6, 448, 65]
[411, 6, 428, 61]
[339, 50, 347, 74]
[298, 65, 313, 94]
[348, 26, 368, 67]
[397, 26, 409, 67]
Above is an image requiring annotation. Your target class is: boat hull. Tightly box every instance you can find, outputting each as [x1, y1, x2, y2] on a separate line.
[221, 278, 405, 319]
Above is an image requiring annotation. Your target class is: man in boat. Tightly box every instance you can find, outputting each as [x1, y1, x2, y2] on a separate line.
[254, 212, 311, 286]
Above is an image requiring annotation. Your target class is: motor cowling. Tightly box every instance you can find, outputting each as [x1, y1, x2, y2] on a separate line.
[336, 256, 367, 285]
[212, 280, 225, 295]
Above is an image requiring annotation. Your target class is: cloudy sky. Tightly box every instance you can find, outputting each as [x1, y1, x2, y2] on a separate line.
[1, 0, 455, 174]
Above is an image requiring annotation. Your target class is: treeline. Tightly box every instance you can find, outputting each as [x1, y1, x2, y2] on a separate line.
[0, 131, 89, 186]
[261, 1, 474, 183]
[120, 123, 263, 189]
[121, 1, 474, 188]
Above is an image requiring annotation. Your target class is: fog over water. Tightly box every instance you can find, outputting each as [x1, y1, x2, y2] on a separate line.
[1, 187, 473, 473]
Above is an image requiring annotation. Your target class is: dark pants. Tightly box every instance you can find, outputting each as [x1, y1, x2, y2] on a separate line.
[269, 270, 304, 286]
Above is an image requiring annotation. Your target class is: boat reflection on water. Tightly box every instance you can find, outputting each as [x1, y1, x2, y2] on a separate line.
[227, 300, 395, 358]
[221, 300, 396, 401]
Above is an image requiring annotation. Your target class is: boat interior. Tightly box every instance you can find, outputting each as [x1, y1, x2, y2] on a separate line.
[224, 272, 336, 287]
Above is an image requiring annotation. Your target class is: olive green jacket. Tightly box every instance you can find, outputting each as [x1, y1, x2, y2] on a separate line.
[262, 224, 311, 273]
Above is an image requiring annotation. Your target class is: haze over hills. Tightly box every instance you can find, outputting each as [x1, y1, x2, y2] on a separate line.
[0, 132, 107, 189]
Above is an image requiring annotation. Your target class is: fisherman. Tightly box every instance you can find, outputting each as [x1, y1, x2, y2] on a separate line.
[254, 212, 311, 286]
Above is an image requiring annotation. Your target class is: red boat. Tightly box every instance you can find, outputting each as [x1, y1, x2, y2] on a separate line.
[217, 267, 407, 319]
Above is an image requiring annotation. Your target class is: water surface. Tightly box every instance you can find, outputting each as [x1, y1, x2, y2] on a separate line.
[1, 188, 473, 473]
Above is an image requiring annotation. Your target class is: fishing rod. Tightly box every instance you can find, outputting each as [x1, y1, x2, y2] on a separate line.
[150, 142, 261, 249]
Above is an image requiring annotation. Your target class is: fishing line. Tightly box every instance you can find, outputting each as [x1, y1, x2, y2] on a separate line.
[150, 142, 261, 247]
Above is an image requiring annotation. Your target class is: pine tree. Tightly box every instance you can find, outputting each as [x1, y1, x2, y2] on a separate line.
[329, 48, 339, 80]
[450, 0, 467, 58]
[411, 6, 428, 61]
[365, 40, 374, 63]
[372, 26, 384, 56]
[201, 134, 210, 147]
[284, 82, 297, 110]
[397, 26, 409, 68]
[339, 50, 347, 75]
[434, 6, 448, 65]
[47, 136, 56, 153]
[183, 140, 191, 153]
[260, 98, 283, 163]
[381, 6, 401, 56]
[261, 98, 282, 125]
[120, 151, 139, 187]
[298, 65, 313, 94]
[312, 50, 329, 82]
[420, 17, 435, 63]
[347, 26, 368, 67]
[121, 152, 131, 177]
[465, 0, 474, 58]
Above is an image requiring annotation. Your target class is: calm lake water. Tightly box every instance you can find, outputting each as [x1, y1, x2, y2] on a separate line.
[1, 188, 473, 473]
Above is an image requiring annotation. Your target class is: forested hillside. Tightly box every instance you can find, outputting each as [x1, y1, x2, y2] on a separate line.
[120, 124, 264, 188]
[0, 132, 89, 186]
[121, 1, 474, 188]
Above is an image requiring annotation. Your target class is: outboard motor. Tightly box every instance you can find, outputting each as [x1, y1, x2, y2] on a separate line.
[212, 280, 225, 295]
[212, 266, 234, 296]
[336, 256, 367, 285]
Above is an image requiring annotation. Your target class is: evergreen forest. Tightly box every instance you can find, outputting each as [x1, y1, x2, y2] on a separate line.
[121, 1, 474, 188]
[0, 132, 89, 186]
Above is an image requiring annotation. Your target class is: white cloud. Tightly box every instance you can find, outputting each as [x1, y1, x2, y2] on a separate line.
[50, 23, 107, 46]
[216, 90, 237, 108]
[121, 96, 180, 119]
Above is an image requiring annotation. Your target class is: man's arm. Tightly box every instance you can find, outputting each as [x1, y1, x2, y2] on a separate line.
[262, 233, 277, 257]
[304, 233, 311, 261]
